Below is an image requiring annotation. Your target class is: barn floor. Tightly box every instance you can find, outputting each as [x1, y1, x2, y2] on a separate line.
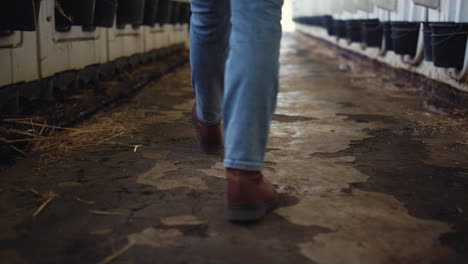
[1, 32, 467, 264]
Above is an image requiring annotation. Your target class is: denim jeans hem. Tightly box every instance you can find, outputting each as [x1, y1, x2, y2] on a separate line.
[196, 108, 221, 126]
[224, 159, 264, 171]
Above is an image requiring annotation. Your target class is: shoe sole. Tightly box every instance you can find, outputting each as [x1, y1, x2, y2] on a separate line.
[226, 198, 279, 222]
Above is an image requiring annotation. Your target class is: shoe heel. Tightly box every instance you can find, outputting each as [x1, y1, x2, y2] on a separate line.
[226, 205, 266, 222]
[226, 198, 279, 222]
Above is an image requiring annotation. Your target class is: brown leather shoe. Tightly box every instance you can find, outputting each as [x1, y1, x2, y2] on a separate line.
[192, 104, 222, 152]
[226, 168, 278, 222]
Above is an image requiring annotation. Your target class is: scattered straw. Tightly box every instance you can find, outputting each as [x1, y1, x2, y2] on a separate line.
[10, 145, 27, 156]
[30, 188, 59, 200]
[133, 145, 143, 152]
[90, 228, 113, 235]
[74, 197, 96, 205]
[89, 210, 124, 216]
[33, 198, 53, 216]
[54, 0, 73, 22]
[3, 119, 78, 131]
[1, 116, 140, 168]
[97, 242, 134, 264]
[30, 189, 59, 217]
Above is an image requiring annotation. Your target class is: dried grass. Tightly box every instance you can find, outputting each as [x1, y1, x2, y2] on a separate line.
[89, 210, 124, 216]
[30, 188, 59, 216]
[74, 197, 96, 205]
[54, 0, 73, 22]
[97, 242, 135, 264]
[1, 116, 140, 167]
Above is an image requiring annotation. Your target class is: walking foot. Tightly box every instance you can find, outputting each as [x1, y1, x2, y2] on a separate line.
[192, 104, 222, 152]
[226, 168, 278, 222]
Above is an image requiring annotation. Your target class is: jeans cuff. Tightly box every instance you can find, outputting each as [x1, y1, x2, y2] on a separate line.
[223, 159, 264, 171]
[196, 109, 221, 126]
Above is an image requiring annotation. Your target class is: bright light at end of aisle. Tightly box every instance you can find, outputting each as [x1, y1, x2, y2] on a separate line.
[282, 0, 295, 32]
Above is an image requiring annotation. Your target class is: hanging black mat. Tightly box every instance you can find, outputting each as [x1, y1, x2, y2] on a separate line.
[94, 0, 118, 28]
[391, 21, 420, 57]
[431, 23, 468, 69]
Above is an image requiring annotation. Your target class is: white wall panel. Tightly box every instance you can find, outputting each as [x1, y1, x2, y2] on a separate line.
[408, 2, 426, 21]
[107, 25, 144, 61]
[144, 25, 164, 52]
[412, 0, 440, 9]
[38, 0, 107, 78]
[0, 31, 39, 86]
[0, 49, 12, 87]
[455, 0, 468, 22]
[12, 32, 40, 84]
[355, 0, 374, 13]
[376, 8, 391, 21]
[374, 0, 398, 11]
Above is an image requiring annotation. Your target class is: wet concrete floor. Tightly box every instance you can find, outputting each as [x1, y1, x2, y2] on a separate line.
[1, 32, 467, 264]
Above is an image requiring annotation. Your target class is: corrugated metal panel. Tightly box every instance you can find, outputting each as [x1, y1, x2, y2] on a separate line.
[343, 0, 358, 13]
[412, 0, 440, 9]
[373, 0, 398, 11]
[354, 0, 374, 13]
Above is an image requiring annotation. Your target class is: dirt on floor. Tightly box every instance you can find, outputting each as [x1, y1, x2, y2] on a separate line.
[0, 32, 467, 264]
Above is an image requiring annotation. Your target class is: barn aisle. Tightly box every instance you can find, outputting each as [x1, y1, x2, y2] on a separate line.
[0, 32, 467, 264]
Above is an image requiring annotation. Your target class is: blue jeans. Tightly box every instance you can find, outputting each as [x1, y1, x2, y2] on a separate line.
[190, 0, 283, 171]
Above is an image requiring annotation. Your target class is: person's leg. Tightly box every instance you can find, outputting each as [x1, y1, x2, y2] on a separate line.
[190, 0, 230, 126]
[223, 0, 283, 171]
[224, 0, 283, 221]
